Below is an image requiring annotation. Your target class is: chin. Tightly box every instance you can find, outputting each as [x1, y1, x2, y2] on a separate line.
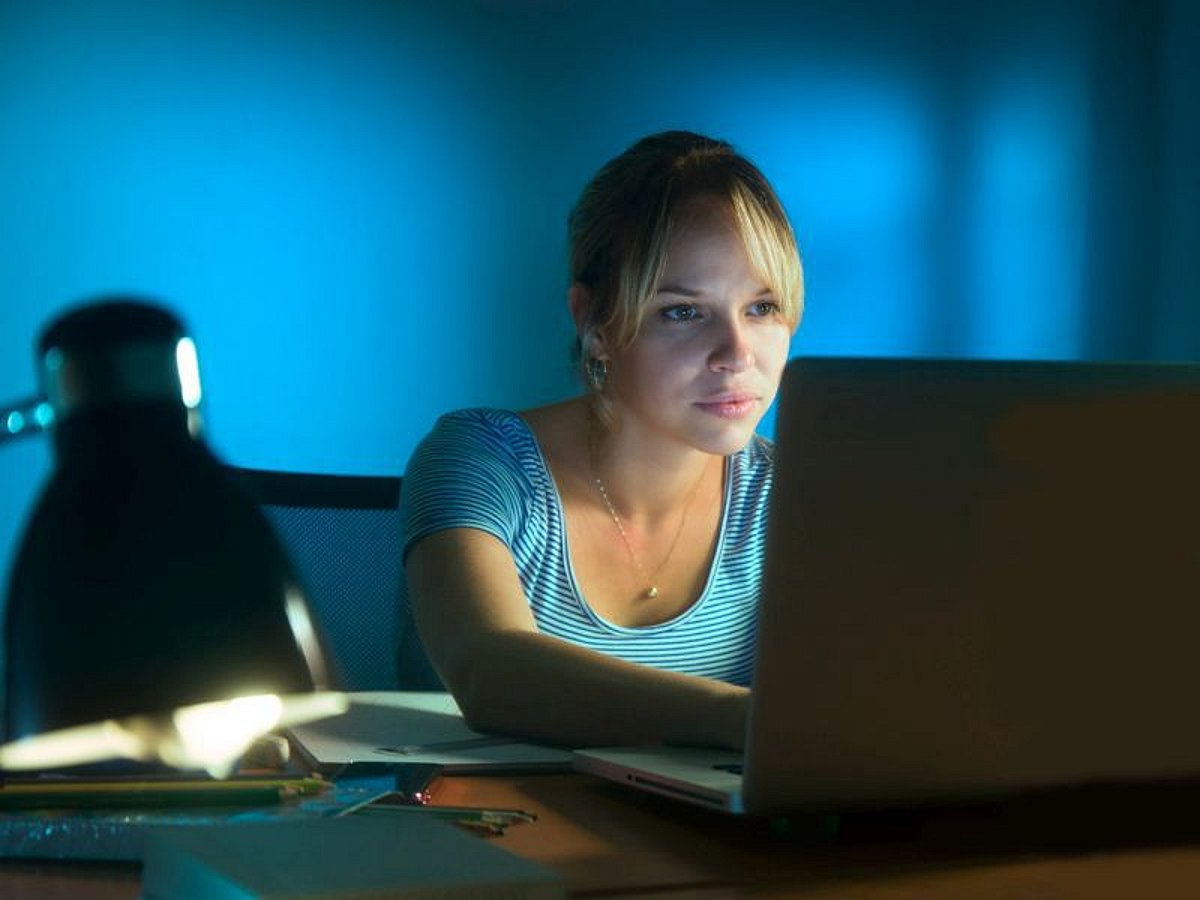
[690, 421, 760, 456]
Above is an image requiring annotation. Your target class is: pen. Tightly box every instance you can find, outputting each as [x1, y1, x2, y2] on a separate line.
[336, 792, 538, 836]
[355, 804, 525, 837]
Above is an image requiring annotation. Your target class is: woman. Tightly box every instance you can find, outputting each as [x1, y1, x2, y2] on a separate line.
[398, 131, 803, 749]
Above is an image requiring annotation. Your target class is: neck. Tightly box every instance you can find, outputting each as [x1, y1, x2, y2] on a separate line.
[587, 408, 719, 523]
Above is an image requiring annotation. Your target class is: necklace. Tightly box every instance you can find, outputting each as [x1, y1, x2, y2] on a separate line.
[591, 461, 707, 601]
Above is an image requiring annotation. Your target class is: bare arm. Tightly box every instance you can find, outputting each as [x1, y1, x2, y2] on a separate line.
[406, 527, 749, 749]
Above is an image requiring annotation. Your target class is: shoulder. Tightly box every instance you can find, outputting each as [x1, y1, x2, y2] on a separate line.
[410, 408, 537, 467]
[427, 407, 534, 445]
[400, 409, 548, 553]
[403, 408, 547, 502]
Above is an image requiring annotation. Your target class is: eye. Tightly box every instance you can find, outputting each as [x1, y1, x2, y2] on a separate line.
[749, 299, 781, 318]
[660, 303, 700, 322]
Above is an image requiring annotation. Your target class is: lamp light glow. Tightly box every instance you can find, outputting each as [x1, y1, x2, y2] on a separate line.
[170, 694, 284, 774]
[0, 692, 348, 778]
[33, 401, 54, 428]
[0, 720, 148, 771]
[175, 337, 202, 408]
[0, 399, 54, 443]
[285, 588, 332, 690]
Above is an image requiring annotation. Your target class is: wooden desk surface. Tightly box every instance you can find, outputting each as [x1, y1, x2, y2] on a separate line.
[3, 772, 1200, 898]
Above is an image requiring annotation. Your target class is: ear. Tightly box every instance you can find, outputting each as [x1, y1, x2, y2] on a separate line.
[569, 283, 609, 358]
[568, 282, 591, 334]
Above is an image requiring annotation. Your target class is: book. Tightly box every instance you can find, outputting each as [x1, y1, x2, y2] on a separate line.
[286, 692, 573, 773]
[141, 816, 564, 899]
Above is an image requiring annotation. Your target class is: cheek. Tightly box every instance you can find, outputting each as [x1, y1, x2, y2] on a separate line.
[608, 348, 667, 401]
[616, 339, 695, 384]
[757, 326, 792, 374]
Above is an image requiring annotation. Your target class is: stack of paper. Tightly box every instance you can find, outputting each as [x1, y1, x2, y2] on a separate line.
[286, 693, 573, 772]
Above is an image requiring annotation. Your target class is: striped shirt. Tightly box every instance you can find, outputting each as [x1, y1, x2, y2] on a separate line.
[398, 408, 773, 687]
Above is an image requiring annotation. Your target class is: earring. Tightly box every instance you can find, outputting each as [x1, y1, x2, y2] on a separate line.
[587, 357, 609, 391]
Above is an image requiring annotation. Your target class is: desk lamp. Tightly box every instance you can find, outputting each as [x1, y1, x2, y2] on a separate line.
[0, 298, 346, 776]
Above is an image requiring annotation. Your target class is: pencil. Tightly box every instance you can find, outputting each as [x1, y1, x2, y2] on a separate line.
[0, 776, 328, 794]
[0, 777, 328, 810]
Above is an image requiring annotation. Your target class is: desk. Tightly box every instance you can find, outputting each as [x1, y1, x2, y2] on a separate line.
[3, 772, 1200, 898]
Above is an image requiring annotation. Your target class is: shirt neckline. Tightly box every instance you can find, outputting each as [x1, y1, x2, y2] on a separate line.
[504, 408, 734, 634]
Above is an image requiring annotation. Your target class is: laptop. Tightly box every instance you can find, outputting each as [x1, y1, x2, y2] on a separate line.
[573, 356, 1200, 815]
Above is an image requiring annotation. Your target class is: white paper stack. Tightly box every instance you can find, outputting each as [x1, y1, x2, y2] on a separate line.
[286, 692, 573, 772]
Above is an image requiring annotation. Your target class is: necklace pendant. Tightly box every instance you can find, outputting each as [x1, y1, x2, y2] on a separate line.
[646, 586, 660, 599]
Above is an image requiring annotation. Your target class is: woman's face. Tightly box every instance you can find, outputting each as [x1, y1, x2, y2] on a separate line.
[604, 199, 792, 456]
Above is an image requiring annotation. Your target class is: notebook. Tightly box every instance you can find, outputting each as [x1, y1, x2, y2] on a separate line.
[573, 356, 1200, 815]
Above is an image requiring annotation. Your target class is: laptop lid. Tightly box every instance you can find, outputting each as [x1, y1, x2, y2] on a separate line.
[743, 356, 1200, 814]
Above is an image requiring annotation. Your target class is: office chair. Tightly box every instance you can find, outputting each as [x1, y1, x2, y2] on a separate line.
[228, 467, 440, 691]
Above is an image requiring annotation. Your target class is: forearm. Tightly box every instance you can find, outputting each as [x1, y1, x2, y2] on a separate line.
[445, 629, 750, 749]
[406, 529, 749, 749]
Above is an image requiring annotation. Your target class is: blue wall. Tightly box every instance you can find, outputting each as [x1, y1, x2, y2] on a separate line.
[2, 0, 1197, 578]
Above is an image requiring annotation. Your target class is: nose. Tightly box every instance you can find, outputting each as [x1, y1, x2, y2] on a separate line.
[708, 316, 754, 373]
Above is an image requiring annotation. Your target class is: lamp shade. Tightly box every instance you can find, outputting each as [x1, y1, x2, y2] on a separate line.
[2, 299, 344, 774]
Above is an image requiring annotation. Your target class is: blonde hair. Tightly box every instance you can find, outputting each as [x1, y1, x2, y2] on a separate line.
[569, 131, 803, 393]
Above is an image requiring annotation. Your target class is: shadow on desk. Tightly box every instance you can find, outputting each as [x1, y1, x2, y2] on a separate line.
[832, 780, 1200, 853]
[517, 775, 1200, 897]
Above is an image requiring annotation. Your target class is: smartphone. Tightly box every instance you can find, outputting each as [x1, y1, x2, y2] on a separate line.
[330, 762, 442, 805]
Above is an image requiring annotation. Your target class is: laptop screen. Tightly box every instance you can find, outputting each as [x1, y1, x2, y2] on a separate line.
[745, 356, 1200, 813]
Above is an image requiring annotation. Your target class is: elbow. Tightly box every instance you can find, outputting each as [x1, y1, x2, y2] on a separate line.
[456, 692, 506, 736]
[448, 664, 513, 737]
[438, 634, 532, 738]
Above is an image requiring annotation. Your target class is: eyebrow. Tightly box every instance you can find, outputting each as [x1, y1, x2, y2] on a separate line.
[655, 283, 775, 298]
[656, 283, 700, 297]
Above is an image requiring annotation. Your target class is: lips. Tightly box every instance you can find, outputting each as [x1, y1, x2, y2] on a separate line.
[695, 393, 759, 420]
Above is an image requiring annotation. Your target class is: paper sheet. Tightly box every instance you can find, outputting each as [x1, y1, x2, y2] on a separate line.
[286, 692, 573, 772]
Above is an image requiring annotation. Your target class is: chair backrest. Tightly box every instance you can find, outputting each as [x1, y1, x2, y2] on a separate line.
[228, 467, 406, 691]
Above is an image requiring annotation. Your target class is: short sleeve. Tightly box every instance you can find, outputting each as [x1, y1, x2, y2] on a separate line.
[398, 409, 534, 562]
